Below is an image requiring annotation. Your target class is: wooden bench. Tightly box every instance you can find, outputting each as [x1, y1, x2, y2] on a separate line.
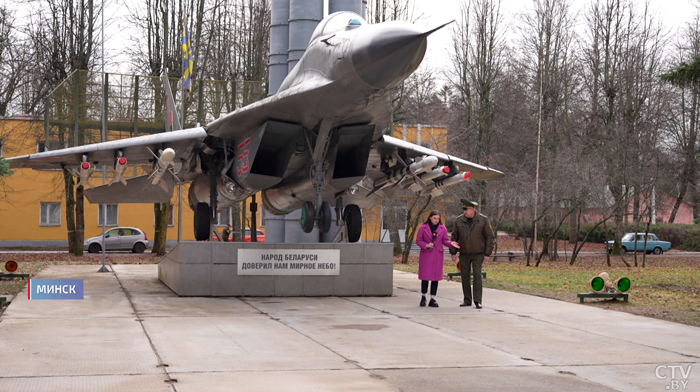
[447, 271, 487, 280]
[577, 292, 628, 303]
[491, 253, 523, 262]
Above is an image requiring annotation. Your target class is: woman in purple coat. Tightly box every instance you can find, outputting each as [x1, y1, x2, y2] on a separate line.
[415, 210, 452, 307]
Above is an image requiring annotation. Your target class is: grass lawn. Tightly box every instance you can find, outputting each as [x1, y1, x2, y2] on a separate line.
[395, 254, 700, 327]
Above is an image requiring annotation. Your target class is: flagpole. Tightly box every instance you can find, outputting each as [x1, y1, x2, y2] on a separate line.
[178, 17, 186, 244]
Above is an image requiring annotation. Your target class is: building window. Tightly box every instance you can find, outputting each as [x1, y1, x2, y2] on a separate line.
[216, 207, 231, 226]
[98, 204, 119, 226]
[40, 202, 62, 226]
[168, 204, 174, 226]
[260, 205, 266, 227]
[153, 204, 175, 226]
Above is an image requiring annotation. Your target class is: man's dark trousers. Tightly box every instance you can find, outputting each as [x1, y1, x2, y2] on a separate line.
[459, 253, 484, 304]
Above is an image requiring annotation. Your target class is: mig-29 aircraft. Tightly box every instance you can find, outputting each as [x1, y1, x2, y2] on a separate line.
[7, 11, 504, 242]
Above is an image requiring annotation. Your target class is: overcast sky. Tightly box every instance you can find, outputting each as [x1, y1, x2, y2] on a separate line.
[415, 0, 700, 79]
[3, 0, 699, 77]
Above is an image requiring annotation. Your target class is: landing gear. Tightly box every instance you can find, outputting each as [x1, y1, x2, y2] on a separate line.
[194, 202, 211, 241]
[343, 204, 362, 243]
[300, 201, 316, 233]
[319, 201, 332, 234]
[300, 201, 334, 234]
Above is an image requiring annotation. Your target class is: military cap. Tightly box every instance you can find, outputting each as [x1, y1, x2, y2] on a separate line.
[461, 199, 479, 208]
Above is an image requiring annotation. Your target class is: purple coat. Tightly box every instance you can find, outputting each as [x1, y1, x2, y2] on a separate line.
[416, 223, 452, 281]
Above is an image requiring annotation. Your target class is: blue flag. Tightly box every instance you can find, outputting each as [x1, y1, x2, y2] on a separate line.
[182, 17, 194, 97]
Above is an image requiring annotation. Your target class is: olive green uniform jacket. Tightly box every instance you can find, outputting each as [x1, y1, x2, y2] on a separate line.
[449, 214, 495, 256]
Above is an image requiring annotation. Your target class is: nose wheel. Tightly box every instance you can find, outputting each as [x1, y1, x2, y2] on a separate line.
[300, 201, 333, 234]
[319, 201, 332, 233]
[300, 201, 316, 233]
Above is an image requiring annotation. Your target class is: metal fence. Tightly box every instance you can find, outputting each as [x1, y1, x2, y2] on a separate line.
[44, 70, 267, 148]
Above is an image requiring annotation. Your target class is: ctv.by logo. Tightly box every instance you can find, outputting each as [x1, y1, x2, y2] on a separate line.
[655, 365, 692, 390]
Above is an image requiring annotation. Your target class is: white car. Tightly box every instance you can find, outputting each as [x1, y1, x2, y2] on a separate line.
[84, 227, 149, 253]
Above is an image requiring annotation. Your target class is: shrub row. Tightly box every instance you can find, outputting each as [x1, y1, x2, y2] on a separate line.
[496, 220, 700, 251]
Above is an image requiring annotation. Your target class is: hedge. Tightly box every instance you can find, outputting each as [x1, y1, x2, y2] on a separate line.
[496, 220, 700, 251]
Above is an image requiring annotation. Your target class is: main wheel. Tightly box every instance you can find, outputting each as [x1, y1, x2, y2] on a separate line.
[88, 243, 101, 253]
[653, 247, 662, 255]
[300, 201, 316, 233]
[132, 242, 146, 253]
[343, 204, 362, 243]
[194, 202, 211, 241]
[319, 201, 332, 234]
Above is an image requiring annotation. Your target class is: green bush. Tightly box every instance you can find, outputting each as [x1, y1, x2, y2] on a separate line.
[577, 223, 616, 243]
[496, 220, 700, 250]
[496, 219, 518, 234]
[648, 223, 700, 251]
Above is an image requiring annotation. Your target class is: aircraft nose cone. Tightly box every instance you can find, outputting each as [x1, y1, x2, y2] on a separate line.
[351, 22, 428, 89]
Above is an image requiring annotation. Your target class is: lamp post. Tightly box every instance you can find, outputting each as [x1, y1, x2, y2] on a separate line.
[98, 0, 109, 273]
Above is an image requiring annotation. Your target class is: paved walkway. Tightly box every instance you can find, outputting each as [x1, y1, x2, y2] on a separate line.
[0, 265, 697, 391]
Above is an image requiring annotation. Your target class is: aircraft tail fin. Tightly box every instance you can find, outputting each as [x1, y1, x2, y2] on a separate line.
[163, 74, 183, 132]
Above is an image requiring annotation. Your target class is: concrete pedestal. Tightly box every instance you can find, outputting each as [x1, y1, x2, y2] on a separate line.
[158, 242, 393, 297]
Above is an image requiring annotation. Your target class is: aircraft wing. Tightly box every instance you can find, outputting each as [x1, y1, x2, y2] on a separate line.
[375, 135, 505, 181]
[362, 135, 505, 198]
[206, 72, 334, 139]
[7, 128, 207, 170]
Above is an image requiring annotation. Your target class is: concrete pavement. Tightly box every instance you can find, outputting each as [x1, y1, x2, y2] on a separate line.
[0, 265, 697, 391]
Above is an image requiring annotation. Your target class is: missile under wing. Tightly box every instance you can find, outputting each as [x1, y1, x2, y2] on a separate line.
[5, 11, 504, 243]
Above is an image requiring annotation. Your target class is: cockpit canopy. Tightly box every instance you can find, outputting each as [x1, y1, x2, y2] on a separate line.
[310, 11, 366, 42]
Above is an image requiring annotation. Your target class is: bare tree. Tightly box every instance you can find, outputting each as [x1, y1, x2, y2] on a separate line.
[517, 0, 582, 261]
[366, 0, 420, 24]
[582, 0, 666, 254]
[126, 0, 186, 255]
[448, 0, 505, 210]
[660, 13, 700, 224]
[21, 0, 102, 255]
[0, 7, 32, 117]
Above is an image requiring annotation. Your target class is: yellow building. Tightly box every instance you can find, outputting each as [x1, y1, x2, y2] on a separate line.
[361, 124, 451, 242]
[0, 118, 261, 247]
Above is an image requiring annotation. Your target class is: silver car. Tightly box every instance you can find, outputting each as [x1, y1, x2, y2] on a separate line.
[84, 227, 149, 253]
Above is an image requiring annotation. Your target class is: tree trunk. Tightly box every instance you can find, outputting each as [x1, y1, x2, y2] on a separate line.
[381, 201, 403, 256]
[63, 169, 76, 254]
[74, 185, 85, 256]
[569, 206, 579, 244]
[389, 225, 402, 257]
[401, 196, 432, 264]
[669, 183, 687, 223]
[232, 203, 241, 242]
[152, 202, 169, 256]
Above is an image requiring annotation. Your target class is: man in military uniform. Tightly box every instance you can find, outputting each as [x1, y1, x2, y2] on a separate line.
[450, 199, 495, 309]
